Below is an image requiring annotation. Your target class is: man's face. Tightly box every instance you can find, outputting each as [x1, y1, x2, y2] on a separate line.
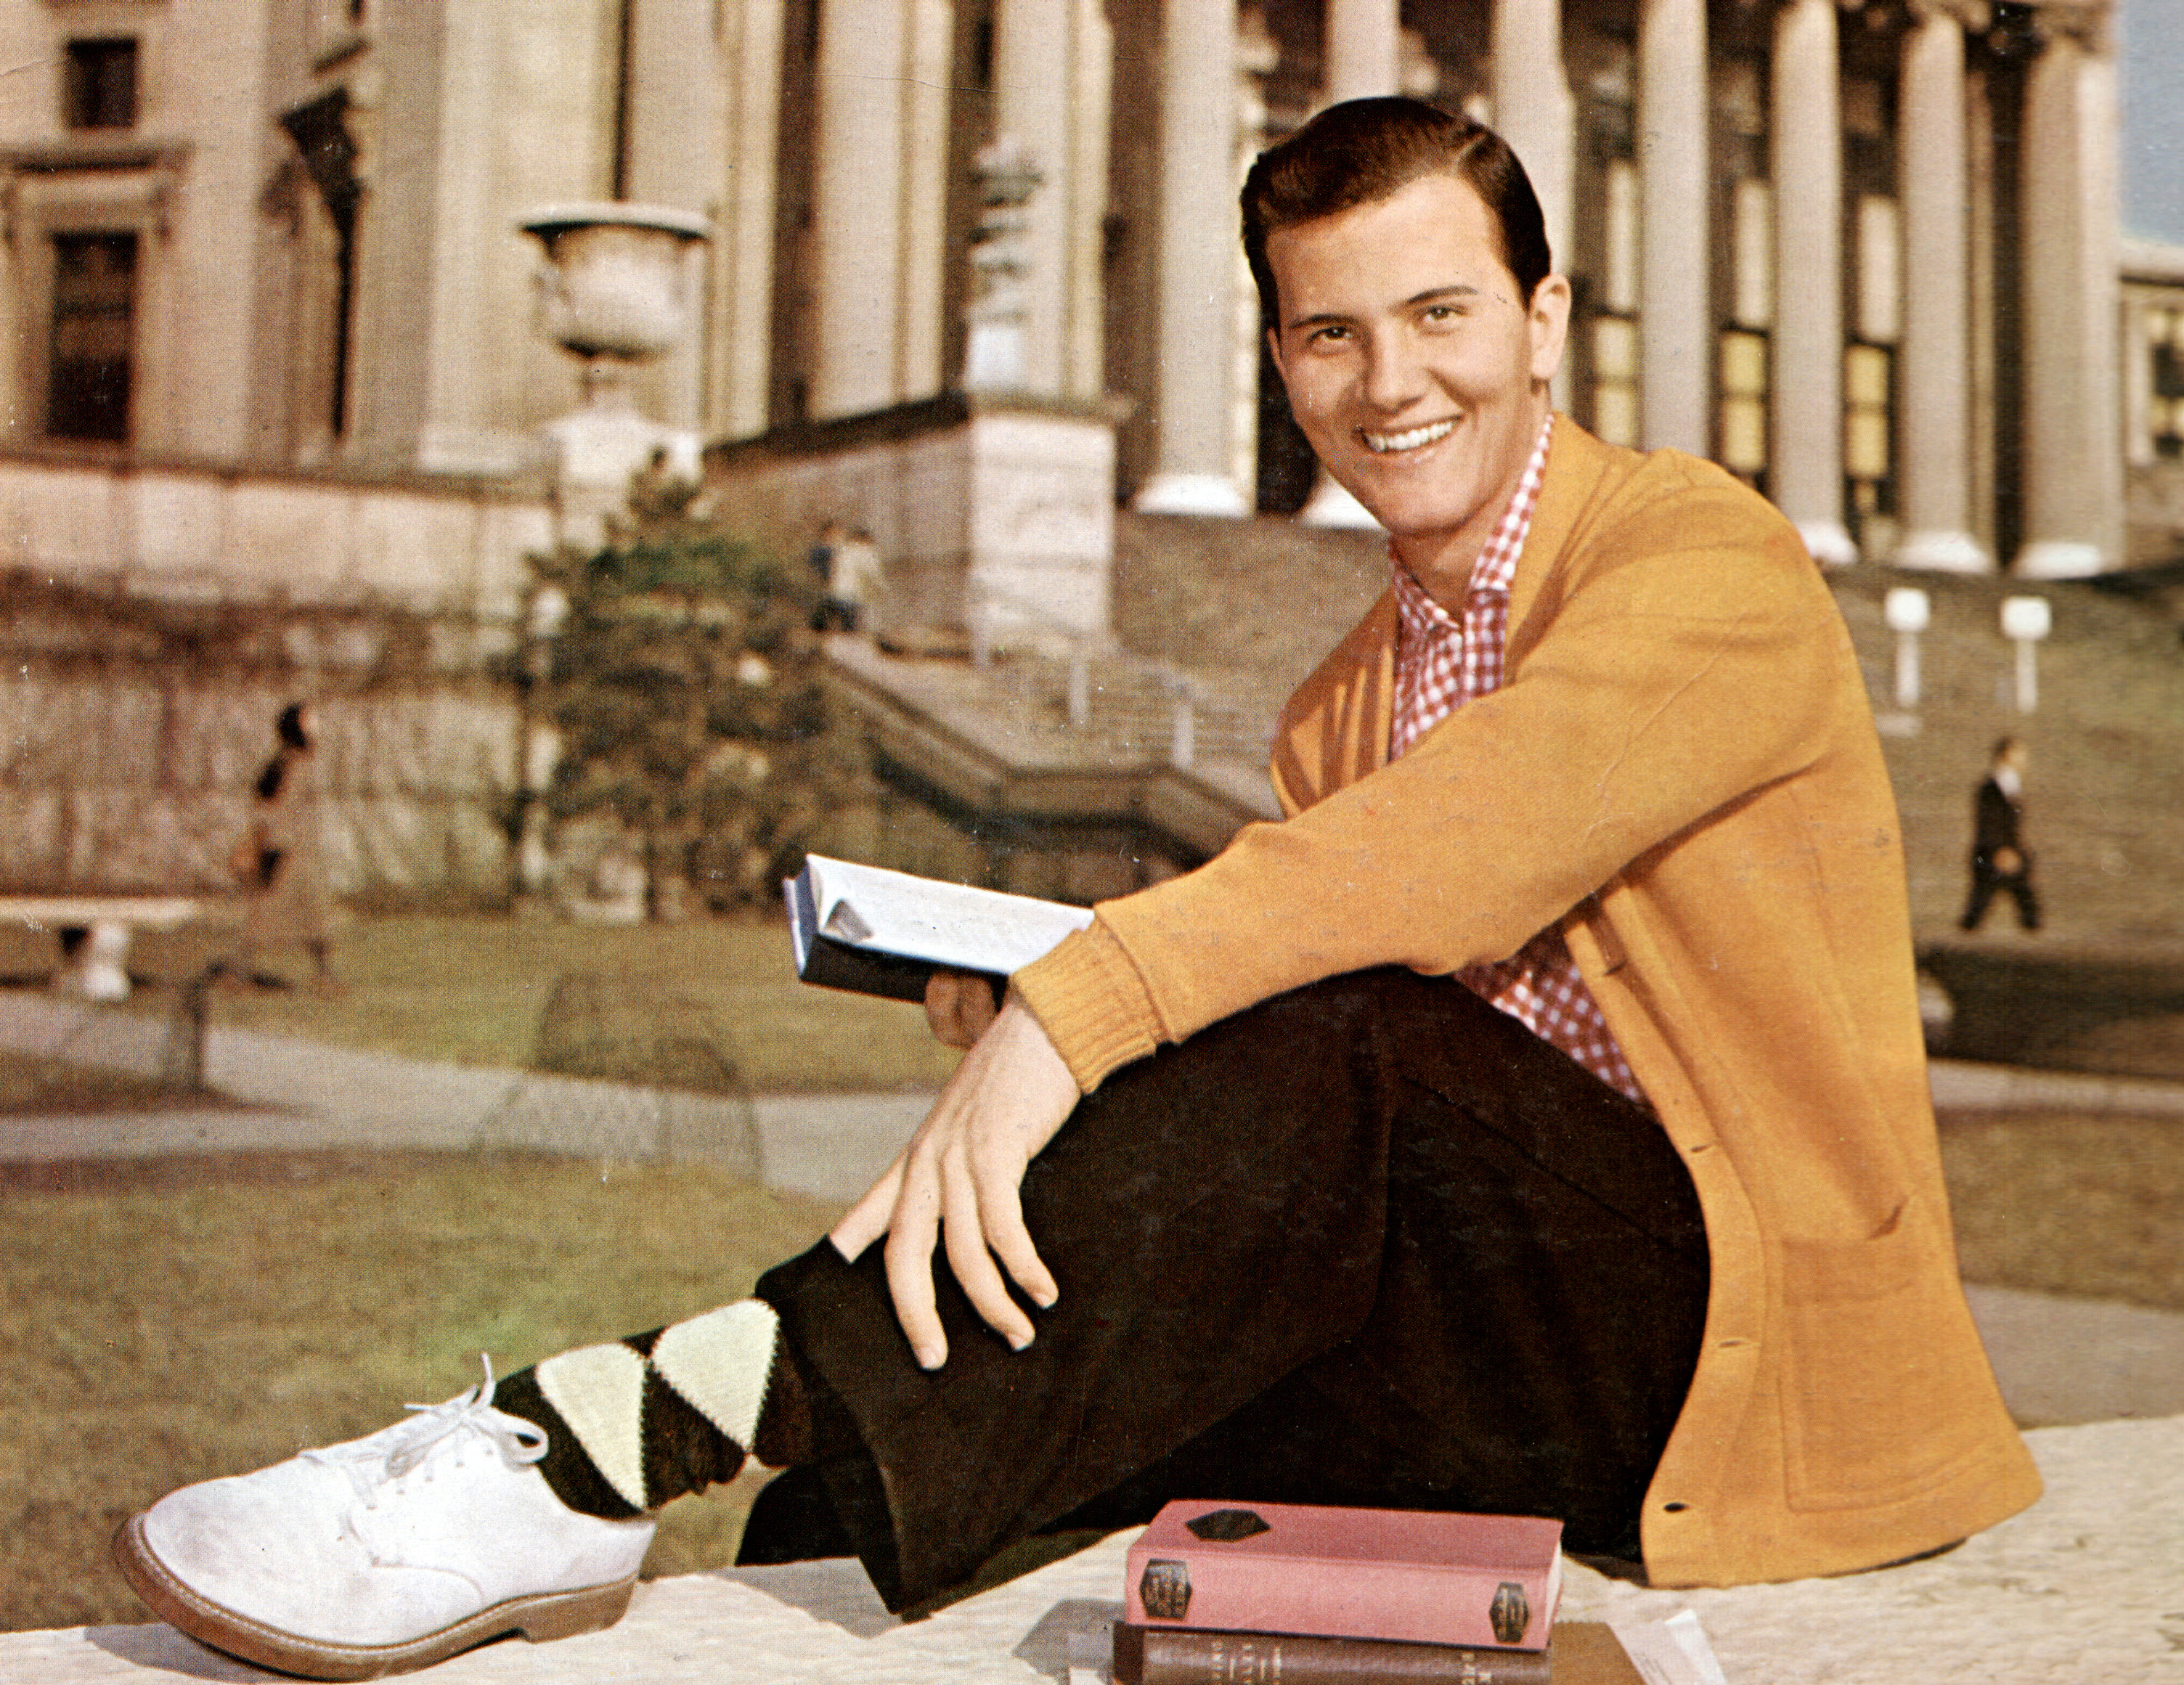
[1266, 172, 1568, 584]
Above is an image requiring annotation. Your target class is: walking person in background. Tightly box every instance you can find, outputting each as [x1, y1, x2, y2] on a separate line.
[812, 525, 884, 634]
[1960, 735, 2042, 934]
[226, 702, 345, 995]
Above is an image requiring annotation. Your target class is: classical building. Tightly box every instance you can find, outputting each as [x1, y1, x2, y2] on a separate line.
[1, 0, 2169, 902]
[0, 0, 2145, 577]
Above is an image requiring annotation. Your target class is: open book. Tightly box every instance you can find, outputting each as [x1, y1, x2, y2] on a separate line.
[784, 854, 1096, 1003]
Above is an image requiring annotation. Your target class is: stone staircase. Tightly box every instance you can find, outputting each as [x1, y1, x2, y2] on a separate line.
[1827, 566, 2184, 944]
[838, 510, 2184, 1066]
[1112, 513, 2184, 950]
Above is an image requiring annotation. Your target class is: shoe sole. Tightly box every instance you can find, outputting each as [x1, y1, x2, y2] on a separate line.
[113, 1512, 637, 1681]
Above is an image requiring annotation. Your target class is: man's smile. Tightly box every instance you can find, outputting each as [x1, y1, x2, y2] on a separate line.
[1359, 417, 1457, 455]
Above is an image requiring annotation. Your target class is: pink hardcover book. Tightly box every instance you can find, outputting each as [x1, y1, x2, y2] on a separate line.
[1122, 1503, 1564, 1652]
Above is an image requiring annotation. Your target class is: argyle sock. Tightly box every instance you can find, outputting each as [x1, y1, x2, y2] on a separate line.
[495, 1298, 848, 1517]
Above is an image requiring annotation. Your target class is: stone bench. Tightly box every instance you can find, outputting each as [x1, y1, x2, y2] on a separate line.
[5, 1413, 2177, 1683]
[0, 896, 217, 1003]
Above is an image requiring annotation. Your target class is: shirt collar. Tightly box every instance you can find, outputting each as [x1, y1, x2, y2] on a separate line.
[1390, 413, 1555, 636]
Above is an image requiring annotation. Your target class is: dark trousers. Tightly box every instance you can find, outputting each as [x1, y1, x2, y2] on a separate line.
[746, 969, 1710, 1610]
[1960, 858, 2040, 932]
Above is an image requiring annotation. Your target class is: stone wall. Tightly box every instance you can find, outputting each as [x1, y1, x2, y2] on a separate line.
[0, 593, 522, 899]
[0, 451, 553, 899]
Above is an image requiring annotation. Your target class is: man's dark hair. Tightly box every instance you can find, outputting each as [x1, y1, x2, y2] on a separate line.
[1241, 97, 1552, 335]
[276, 702, 311, 752]
[1992, 735, 2023, 762]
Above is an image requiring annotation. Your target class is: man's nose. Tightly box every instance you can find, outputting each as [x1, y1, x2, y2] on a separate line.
[1360, 329, 1427, 412]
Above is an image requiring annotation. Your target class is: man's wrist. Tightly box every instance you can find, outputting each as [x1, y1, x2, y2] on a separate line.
[1011, 921, 1162, 1092]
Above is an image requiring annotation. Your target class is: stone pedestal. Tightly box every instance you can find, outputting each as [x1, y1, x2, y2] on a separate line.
[542, 397, 702, 547]
[704, 394, 1118, 654]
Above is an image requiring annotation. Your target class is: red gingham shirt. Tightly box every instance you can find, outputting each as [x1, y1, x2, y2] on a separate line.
[1388, 416, 1646, 1105]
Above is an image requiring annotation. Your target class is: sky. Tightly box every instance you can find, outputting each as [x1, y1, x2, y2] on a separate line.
[2122, 0, 2184, 242]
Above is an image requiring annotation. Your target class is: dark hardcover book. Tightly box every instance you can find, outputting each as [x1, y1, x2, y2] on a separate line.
[1112, 1621, 1642, 1685]
[784, 854, 1093, 1003]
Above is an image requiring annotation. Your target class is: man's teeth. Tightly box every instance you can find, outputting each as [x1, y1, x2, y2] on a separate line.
[1362, 419, 1456, 454]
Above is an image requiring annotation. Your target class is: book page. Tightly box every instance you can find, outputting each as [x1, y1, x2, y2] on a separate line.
[809, 856, 1094, 976]
[1605, 1613, 1727, 1685]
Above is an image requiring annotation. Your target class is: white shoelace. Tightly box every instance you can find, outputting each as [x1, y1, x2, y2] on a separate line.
[303, 1356, 550, 1510]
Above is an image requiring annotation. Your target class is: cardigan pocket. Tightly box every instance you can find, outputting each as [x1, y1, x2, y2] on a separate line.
[1776, 1207, 1997, 1511]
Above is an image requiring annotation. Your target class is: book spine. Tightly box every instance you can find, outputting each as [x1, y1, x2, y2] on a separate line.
[1114, 1624, 1555, 1685]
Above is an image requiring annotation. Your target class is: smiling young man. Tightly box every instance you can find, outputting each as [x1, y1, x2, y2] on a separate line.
[117, 99, 2038, 1680]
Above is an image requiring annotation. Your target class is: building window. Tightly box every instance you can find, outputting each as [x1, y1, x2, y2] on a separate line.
[1718, 178, 1772, 482]
[1845, 192, 1901, 550]
[46, 232, 137, 442]
[1844, 342, 1894, 534]
[1719, 331, 1769, 477]
[1589, 157, 1640, 448]
[2151, 309, 2184, 461]
[63, 39, 139, 131]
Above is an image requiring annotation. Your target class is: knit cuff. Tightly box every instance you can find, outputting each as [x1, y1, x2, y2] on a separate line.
[1011, 920, 1163, 1093]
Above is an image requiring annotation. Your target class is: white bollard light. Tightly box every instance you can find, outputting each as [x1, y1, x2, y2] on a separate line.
[1883, 587, 1931, 710]
[1169, 686, 1196, 771]
[2000, 595, 2051, 714]
[1067, 642, 1091, 730]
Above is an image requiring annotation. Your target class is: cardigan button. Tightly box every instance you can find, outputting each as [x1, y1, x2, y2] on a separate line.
[1661, 1501, 1691, 1513]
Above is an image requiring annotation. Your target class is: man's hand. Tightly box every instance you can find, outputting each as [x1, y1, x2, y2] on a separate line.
[830, 997, 1081, 1368]
[1993, 847, 2024, 876]
[924, 968, 1000, 1048]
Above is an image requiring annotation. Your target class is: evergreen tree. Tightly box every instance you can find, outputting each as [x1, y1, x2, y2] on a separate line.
[522, 480, 861, 917]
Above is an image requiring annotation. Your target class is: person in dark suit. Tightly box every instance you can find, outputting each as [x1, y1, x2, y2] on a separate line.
[1960, 735, 2041, 932]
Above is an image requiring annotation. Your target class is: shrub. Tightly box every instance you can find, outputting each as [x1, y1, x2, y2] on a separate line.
[521, 481, 863, 915]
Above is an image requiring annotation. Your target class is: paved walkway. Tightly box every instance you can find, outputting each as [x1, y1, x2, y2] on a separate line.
[0, 990, 929, 1205]
[7, 987, 2184, 1427]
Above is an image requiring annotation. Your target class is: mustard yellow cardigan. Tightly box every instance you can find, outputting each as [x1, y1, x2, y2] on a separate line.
[1014, 418, 2040, 1588]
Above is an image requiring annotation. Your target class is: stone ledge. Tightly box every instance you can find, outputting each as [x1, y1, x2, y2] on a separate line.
[9, 1416, 2179, 1683]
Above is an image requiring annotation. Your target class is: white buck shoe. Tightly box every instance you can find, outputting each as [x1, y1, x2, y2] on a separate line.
[114, 1361, 656, 1681]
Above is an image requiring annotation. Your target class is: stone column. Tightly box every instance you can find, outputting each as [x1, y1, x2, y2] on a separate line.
[2016, 20, 2123, 576]
[895, 0, 954, 401]
[1636, 0, 1709, 455]
[624, 0, 730, 435]
[1324, 0, 1401, 107]
[1296, 0, 1404, 526]
[709, 0, 784, 440]
[1067, 0, 1115, 399]
[993, 0, 1111, 400]
[1769, 0, 1857, 565]
[1134, 0, 1247, 515]
[1895, 6, 1987, 571]
[1491, 0, 1574, 300]
[810, 0, 951, 419]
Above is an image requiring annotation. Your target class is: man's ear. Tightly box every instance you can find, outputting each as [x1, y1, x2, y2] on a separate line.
[1528, 274, 1573, 385]
[1266, 324, 1289, 389]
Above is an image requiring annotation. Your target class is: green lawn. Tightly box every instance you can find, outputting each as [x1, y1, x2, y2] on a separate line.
[0, 910, 962, 1095]
[0, 1151, 840, 1635]
[7, 913, 2183, 1638]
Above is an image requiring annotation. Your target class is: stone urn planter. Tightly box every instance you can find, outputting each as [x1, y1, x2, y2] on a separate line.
[521, 201, 710, 375]
[518, 202, 711, 518]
